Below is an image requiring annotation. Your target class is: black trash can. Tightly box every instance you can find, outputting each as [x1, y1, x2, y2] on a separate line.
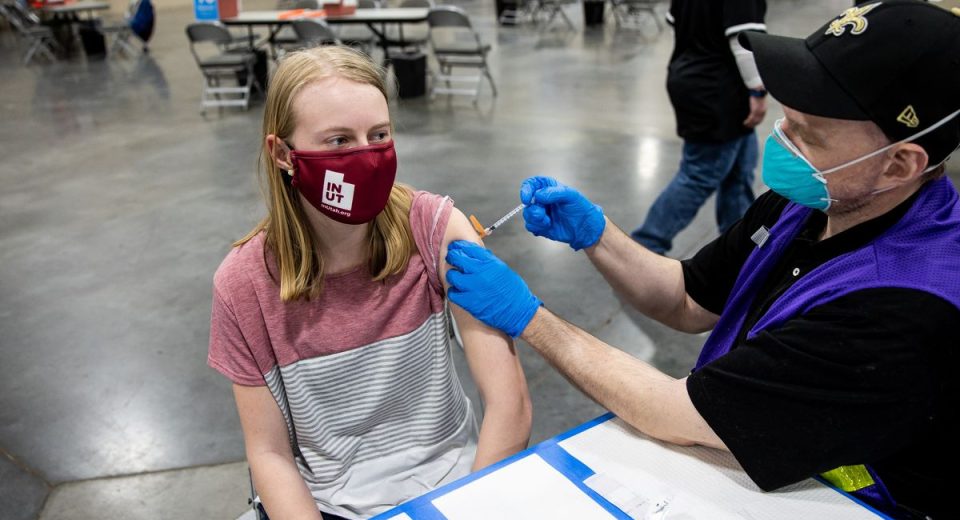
[237, 49, 269, 94]
[392, 52, 426, 99]
[583, 0, 605, 26]
[49, 16, 76, 57]
[78, 20, 106, 58]
[252, 48, 269, 93]
[495, 0, 520, 25]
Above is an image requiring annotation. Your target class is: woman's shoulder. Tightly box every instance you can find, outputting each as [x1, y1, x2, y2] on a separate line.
[213, 231, 269, 297]
[411, 189, 451, 210]
[409, 189, 455, 231]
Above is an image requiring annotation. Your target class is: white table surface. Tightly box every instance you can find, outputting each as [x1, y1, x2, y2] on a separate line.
[373, 414, 889, 520]
[221, 7, 429, 25]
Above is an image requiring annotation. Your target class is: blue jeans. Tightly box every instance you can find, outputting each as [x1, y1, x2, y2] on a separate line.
[631, 132, 758, 254]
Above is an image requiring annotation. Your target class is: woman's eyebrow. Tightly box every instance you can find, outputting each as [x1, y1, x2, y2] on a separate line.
[319, 126, 356, 134]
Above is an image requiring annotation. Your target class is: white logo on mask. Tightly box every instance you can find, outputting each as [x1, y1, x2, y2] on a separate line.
[322, 170, 355, 212]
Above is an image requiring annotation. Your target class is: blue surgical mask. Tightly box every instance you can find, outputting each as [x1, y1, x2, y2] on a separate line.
[762, 109, 960, 211]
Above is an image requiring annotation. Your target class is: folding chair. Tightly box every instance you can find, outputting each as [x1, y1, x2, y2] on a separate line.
[336, 0, 379, 54]
[609, 0, 661, 31]
[531, 0, 575, 30]
[0, 2, 60, 64]
[266, 0, 301, 59]
[99, 0, 154, 58]
[290, 18, 341, 48]
[269, 0, 327, 58]
[185, 22, 262, 112]
[385, 0, 433, 55]
[498, 0, 536, 26]
[426, 6, 497, 103]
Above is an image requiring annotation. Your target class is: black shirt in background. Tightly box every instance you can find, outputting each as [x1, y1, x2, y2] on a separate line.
[666, 0, 766, 142]
[681, 190, 959, 519]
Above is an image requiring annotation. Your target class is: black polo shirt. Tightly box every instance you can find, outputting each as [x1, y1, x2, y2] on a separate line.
[666, 0, 766, 142]
[682, 189, 959, 519]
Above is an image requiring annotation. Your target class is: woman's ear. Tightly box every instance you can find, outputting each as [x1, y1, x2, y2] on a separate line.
[885, 142, 929, 184]
[266, 135, 294, 171]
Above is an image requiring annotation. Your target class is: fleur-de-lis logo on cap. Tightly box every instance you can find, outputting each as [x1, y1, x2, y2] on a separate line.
[897, 105, 920, 128]
[826, 2, 882, 37]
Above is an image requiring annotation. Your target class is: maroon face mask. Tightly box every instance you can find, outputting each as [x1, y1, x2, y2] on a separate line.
[288, 142, 398, 225]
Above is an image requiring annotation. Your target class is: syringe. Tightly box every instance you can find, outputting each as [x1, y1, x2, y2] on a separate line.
[469, 204, 525, 238]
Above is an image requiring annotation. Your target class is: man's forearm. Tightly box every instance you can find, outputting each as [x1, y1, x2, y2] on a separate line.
[520, 307, 725, 449]
[585, 219, 701, 331]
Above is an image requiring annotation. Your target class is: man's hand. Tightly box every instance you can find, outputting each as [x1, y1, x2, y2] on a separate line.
[743, 95, 767, 128]
[445, 241, 542, 338]
[520, 176, 606, 251]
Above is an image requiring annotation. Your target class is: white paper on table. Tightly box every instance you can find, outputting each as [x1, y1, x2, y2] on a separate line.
[559, 418, 886, 520]
[378, 513, 413, 520]
[584, 472, 673, 520]
[431, 453, 617, 520]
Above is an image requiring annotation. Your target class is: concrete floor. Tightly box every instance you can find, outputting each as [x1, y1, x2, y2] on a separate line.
[2, 0, 939, 518]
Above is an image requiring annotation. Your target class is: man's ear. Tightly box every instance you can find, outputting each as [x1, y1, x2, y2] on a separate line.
[266, 135, 294, 171]
[884, 142, 929, 184]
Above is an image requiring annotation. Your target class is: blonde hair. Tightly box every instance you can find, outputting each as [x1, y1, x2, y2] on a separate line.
[236, 46, 414, 301]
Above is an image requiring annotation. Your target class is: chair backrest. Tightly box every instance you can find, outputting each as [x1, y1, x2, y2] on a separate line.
[129, 0, 155, 41]
[0, 4, 16, 26]
[400, 0, 433, 7]
[293, 0, 319, 8]
[185, 21, 233, 44]
[0, 5, 15, 29]
[427, 6, 471, 29]
[8, 1, 41, 27]
[291, 19, 340, 45]
[1, 2, 35, 34]
[9, 1, 34, 19]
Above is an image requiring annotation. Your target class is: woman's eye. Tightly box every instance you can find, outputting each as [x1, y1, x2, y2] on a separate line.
[329, 136, 349, 146]
[371, 131, 389, 142]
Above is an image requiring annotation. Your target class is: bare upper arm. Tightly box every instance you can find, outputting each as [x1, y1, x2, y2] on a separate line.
[440, 207, 529, 406]
[679, 293, 721, 334]
[233, 383, 294, 458]
[439, 206, 485, 292]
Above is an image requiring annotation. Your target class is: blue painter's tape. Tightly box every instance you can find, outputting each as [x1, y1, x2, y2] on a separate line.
[534, 441, 632, 520]
[812, 476, 894, 520]
[378, 500, 446, 520]
[535, 442, 596, 482]
[553, 412, 616, 443]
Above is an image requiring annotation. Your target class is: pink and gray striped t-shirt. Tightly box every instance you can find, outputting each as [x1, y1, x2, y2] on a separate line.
[208, 191, 478, 519]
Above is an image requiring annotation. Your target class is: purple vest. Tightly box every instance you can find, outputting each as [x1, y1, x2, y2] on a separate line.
[692, 177, 960, 512]
[696, 176, 960, 369]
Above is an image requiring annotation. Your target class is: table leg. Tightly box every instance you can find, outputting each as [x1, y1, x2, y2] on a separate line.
[364, 22, 390, 67]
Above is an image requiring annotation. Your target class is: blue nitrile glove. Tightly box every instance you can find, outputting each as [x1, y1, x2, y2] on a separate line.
[519, 176, 606, 251]
[445, 240, 542, 338]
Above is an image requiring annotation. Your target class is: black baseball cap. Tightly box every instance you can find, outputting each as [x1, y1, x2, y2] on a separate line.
[742, 0, 960, 166]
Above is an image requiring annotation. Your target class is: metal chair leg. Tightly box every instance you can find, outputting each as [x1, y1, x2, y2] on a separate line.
[484, 68, 497, 97]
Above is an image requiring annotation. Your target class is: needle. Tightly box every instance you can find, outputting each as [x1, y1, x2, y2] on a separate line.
[469, 204, 525, 238]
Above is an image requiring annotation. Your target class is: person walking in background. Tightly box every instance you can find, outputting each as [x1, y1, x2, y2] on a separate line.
[631, 0, 768, 255]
